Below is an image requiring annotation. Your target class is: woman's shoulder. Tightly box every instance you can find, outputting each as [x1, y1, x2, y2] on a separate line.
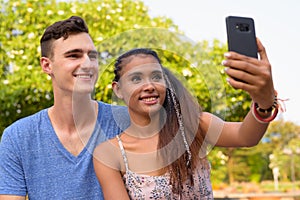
[94, 136, 120, 154]
[93, 136, 123, 170]
[200, 112, 225, 130]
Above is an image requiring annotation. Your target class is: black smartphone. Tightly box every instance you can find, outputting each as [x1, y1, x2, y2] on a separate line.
[226, 16, 258, 58]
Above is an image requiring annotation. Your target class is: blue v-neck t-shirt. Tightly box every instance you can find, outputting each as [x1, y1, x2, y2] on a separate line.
[0, 101, 129, 199]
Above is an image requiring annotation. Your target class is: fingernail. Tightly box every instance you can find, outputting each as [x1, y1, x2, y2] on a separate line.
[222, 60, 227, 65]
[224, 67, 228, 72]
[224, 52, 231, 58]
[226, 77, 231, 83]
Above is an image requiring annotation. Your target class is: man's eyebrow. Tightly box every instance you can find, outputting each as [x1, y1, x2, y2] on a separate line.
[63, 49, 83, 55]
[89, 50, 98, 54]
[63, 49, 99, 55]
[88, 50, 99, 55]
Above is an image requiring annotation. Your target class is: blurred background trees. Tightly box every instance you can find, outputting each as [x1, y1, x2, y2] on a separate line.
[1, 0, 299, 187]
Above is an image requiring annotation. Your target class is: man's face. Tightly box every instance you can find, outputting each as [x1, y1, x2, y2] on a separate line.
[46, 32, 98, 95]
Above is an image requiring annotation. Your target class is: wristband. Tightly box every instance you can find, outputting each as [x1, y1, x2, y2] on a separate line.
[251, 90, 288, 123]
[254, 93, 278, 114]
[254, 101, 278, 114]
[251, 102, 278, 124]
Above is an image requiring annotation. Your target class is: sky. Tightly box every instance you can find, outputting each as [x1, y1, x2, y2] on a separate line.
[142, 0, 300, 125]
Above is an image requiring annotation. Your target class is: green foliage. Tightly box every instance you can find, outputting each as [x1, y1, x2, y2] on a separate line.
[208, 148, 228, 184]
[266, 120, 300, 182]
[0, 0, 55, 132]
[217, 120, 300, 184]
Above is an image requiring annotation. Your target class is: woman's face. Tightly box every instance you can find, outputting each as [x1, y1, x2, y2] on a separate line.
[113, 54, 166, 118]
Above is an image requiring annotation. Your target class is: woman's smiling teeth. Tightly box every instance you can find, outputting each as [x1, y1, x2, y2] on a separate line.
[74, 74, 92, 78]
[141, 97, 158, 102]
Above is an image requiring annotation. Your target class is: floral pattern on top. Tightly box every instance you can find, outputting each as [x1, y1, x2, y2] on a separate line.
[116, 135, 213, 200]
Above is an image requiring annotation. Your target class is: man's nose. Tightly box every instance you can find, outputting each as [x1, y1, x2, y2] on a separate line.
[81, 54, 92, 69]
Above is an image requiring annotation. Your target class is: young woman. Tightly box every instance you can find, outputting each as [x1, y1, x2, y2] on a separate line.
[93, 42, 279, 199]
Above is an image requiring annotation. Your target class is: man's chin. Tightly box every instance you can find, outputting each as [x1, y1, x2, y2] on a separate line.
[72, 87, 95, 96]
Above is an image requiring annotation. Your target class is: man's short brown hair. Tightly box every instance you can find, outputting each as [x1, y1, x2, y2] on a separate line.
[40, 16, 89, 58]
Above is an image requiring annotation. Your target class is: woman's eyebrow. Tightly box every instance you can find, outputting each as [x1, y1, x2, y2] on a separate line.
[127, 71, 143, 77]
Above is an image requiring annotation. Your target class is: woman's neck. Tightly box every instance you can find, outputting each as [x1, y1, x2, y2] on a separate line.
[126, 111, 164, 139]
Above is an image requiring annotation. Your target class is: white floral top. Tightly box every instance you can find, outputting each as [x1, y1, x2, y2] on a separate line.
[116, 135, 213, 199]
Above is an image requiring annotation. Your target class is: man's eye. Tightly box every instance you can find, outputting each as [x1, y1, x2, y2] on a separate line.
[67, 54, 79, 58]
[89, 53, 98, 60]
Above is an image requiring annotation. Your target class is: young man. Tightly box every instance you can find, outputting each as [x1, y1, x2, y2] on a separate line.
[0, 16, 129, 199]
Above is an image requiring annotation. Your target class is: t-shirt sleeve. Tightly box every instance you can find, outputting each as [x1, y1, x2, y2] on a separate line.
[0, 128, 26, 196]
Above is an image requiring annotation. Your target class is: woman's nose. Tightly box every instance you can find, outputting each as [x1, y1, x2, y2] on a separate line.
[143, 80, 155, 92]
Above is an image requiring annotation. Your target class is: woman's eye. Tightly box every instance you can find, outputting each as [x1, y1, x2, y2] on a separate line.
[131, 76, 141, 83]
[152, 74, 162, 81]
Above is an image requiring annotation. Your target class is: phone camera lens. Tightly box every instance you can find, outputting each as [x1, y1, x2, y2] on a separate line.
[237, 23, 250, 32]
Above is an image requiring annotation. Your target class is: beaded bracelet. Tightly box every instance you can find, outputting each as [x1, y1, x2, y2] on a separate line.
[255, 101, 278, 114]
[251, 101, 279, 124]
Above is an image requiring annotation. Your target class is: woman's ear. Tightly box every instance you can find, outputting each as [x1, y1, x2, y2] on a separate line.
[40, 57, 52, 76]
[112, 81, 123, 99]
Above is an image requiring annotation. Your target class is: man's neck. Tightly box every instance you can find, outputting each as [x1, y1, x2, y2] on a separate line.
[51, 96, 96, 128]
[48, 96, 98, 156]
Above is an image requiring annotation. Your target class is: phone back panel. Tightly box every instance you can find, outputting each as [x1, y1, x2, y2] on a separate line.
[226, 16, 258, 58]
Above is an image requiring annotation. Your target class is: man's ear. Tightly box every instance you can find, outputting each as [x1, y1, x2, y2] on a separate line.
[112, 81, 123, 99]
[40, 57, 52, 76]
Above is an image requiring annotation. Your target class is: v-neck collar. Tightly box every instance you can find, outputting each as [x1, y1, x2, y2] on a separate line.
[45, 108, 97, 163]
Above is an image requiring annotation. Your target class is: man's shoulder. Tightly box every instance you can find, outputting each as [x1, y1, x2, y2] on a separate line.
[3, 109, 48, 136]
[97, 100, 126, 109]
[94, 101, 129, 137]
[96, 100, 128, 117]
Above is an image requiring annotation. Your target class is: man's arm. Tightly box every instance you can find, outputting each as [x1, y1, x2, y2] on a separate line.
[0, 129, 27, 198]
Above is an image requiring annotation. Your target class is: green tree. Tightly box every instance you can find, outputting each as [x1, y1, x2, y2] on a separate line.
[267, 120, 300, 182]
[221, 120, 300, 184]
